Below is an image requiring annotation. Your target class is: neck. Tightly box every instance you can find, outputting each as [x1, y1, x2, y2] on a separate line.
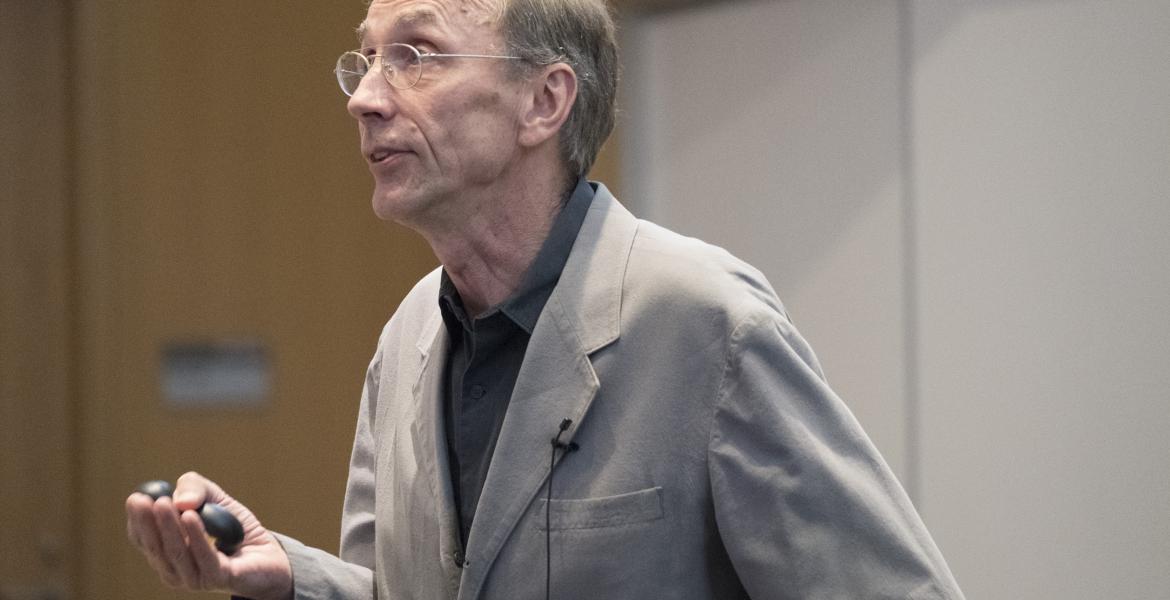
[419, 166, 569, 316]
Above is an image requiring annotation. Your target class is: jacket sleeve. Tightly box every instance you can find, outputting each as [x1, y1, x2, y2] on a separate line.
[271, 340, 383, 600]
[707, 309, 964, 600]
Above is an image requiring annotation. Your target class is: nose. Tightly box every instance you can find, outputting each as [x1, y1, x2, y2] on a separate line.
[346, 61, 397, 122]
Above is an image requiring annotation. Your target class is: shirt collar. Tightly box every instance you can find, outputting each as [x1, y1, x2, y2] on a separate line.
[438, 177, 597, 333]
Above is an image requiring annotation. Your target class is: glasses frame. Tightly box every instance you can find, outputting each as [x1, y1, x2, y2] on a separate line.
[335, 43, 522, 95]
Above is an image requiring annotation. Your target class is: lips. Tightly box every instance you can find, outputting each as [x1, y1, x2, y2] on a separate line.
[365, 142, 409, 165]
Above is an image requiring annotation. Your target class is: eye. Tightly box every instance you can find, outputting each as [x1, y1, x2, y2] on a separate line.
[412, 40, 439, 55]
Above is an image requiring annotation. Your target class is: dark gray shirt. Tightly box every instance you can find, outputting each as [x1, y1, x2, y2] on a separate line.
[438, 178, 595, 552]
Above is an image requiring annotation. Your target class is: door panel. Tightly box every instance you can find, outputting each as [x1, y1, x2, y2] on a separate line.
[0, 1, 75, 599]
[7, 1, 623, 597]
[71, 2, 438, 597]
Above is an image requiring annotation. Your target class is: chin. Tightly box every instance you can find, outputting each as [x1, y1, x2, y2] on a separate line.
[371, 194, 408, 223]
[370, 185, 429, 226]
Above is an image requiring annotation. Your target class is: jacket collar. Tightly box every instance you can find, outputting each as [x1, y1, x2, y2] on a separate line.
[464, 184, 638, 599]
[410, 311, 464, 591]
[546, 182, 635, 354]
[416, 182, 633, 354]
[412, 183, 639, 599]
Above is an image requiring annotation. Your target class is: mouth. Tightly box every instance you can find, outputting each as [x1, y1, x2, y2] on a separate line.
[367, 146, 409, 165]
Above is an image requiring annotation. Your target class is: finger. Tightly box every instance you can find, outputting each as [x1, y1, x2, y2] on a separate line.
[125, 494, 165, 557]
[125, 493, 149, 548]
[153, 497, 201, 588]
[174, 471, 211, 511]
[126, 494, 182, 585]
[182, 509, 226, 590]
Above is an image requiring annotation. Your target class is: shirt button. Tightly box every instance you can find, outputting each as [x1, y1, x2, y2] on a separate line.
[453, 550, 466, 567]
[469, 384, 485, 399]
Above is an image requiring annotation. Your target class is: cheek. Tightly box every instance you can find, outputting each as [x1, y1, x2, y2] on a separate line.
[431, 90, 520, 159]
[463, 88, 505, 112]
[463, 90, 522, 147]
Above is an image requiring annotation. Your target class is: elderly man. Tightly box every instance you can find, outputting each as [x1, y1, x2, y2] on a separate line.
[126, 0, 964, 598]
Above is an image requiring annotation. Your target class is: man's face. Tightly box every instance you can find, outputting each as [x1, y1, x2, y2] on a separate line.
[348, 0, 524, 226]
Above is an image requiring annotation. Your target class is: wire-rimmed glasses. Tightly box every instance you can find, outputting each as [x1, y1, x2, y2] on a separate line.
[334, 43, 522, 95]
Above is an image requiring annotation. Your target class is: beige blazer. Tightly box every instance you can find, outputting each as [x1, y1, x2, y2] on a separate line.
[275, 184, 964, 599]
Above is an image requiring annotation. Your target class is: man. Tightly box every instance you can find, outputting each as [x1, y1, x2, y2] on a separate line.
[126, 0, 965, 598]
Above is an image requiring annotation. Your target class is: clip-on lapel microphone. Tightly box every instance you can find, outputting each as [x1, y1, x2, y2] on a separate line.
[547, 418, 579, 600]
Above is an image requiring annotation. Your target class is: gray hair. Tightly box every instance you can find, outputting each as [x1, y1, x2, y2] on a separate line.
[498, 0, 619, 179]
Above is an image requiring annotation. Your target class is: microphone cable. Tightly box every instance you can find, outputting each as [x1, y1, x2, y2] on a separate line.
[547, 418, 579, 600]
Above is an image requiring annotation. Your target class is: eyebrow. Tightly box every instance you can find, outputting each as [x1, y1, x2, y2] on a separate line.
[398, 8, 440, 27]
[355, 9, 441, 47]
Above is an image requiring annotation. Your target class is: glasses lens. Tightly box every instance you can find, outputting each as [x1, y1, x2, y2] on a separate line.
[383, 44, 423, 89]
[335, 52, 369, 96]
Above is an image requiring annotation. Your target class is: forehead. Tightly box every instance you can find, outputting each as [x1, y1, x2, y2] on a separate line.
[356, 0, 502, 46]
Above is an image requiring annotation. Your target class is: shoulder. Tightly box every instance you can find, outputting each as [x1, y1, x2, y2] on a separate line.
[604, 214, 823, 376]
[623, 218, 789, 328]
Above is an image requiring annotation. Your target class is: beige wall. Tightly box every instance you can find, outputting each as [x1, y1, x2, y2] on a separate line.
[625, 0, 1170, 597]
[913, 2, 1170, 597]
[623, 0, 912, 485]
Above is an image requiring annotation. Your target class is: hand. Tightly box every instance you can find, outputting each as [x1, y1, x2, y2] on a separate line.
[125, 471, 294, 600]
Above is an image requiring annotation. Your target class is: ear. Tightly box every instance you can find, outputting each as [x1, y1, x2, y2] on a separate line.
[517, 62, 577, 149]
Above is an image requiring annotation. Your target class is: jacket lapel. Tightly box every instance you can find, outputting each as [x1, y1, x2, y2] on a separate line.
[457, 184, 639, 599]
[410, 310, 464, 591]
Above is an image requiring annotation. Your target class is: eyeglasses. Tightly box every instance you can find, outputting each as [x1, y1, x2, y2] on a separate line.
[334, 43, 522, 95]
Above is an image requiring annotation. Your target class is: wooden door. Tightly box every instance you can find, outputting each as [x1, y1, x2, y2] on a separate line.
[1, 2, 76, 599]
[4, 1, 622, 597]
[71, 2, 438, 597]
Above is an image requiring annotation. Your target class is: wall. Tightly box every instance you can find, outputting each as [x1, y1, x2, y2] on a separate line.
[912, 2, 1170, 597]
[624, 0, 1170, 597]
[623, 0, 913, 483]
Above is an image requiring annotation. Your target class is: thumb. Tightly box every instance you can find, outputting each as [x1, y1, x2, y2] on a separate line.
[173, 471, 226, 511]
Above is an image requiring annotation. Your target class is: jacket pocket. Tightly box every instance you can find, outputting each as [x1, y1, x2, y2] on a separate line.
[535, 486, 664, 531]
